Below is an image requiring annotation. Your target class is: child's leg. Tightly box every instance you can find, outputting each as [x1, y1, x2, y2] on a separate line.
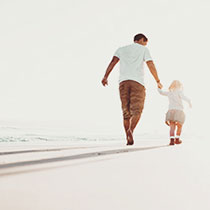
[169, 121, 176, 145]
[170, 121, 176, 137]
[176, 122, 182, 136]
[165, 121, 170, 126]
[175, 122, 182, 144]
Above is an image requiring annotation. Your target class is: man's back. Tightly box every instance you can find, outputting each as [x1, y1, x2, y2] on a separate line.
[114, 43, 152, 86]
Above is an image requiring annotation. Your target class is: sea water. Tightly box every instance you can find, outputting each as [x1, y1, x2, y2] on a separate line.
[0, 120, 200, 144]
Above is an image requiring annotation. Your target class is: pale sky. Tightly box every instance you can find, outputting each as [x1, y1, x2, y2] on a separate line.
[0, 0, 209, 136]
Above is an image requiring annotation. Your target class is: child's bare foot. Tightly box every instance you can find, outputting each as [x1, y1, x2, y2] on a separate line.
[126, 129, 134, 145]
[175, 138, 182, 144]
[169, 138, 175, 145]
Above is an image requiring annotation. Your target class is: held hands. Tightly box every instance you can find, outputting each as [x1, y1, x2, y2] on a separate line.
[157, 81, 163, 89]
[101, 76, 108, 86]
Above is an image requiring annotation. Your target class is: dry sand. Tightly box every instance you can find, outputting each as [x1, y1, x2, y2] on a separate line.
[0, 139, 210, 210]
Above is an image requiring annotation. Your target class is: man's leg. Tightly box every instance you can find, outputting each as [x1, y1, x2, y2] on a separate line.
[125, 114, 141, 145]
[119, 81, 131, 145]
[123, 118, 130, 141]
[128, 81, 146, 145]
[130, 114, 141, 132]
[123, 119, 130, 132]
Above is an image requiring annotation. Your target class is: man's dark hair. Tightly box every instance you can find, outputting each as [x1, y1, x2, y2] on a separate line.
[134, 33, 148, 42]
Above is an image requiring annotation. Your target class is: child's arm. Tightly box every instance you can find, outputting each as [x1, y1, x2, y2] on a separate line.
[179, 92, 192, 108]
[157, 88, 169, 96]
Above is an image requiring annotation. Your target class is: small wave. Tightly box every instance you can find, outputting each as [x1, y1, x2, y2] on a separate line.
[0, 134, 123, 143]
[0, 137, 29, 142]
[0, 126, 19, 130]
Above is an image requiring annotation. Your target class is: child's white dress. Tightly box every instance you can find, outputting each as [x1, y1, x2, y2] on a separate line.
[158, 88, 191, 125]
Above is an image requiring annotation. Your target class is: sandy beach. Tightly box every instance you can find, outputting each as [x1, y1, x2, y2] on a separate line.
[0, 138, 210, 210]
[1, 0, 210, 209]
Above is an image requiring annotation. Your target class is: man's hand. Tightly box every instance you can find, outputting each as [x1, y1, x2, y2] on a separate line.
[157, 81, 163, 89]
[101, 77, 108, 86]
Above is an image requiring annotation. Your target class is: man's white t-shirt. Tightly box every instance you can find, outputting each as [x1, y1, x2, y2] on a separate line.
[114, 43, 152, 86]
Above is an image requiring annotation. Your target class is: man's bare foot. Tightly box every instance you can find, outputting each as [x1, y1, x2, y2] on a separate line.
[126, 129, 134, 145]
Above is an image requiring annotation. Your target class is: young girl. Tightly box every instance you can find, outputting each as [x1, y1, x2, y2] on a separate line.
[158, 80, 192, 145]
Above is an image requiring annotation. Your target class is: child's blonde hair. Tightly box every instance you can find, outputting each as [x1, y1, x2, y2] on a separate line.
[169, 80, 183, 91]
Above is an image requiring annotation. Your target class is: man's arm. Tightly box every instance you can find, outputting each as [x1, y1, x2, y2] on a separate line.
[146, 60, 162, 88]
[101, 56, 119, 86]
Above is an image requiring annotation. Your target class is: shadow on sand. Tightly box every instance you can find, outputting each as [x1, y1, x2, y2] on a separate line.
[0, 146, 104, 156]
[0, 145, 168, 173]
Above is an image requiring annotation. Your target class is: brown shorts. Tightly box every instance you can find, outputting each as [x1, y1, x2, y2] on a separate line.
[119, 80, 146, 120]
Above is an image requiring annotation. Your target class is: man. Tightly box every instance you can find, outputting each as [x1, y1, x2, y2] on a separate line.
[101, 33, 162, 145]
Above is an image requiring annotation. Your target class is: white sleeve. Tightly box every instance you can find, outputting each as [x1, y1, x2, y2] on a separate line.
[144, 47, 153, 62]
[179, 91, 191, 105]
[157, 88, 169, 96]
[114, 48, 121, 59]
